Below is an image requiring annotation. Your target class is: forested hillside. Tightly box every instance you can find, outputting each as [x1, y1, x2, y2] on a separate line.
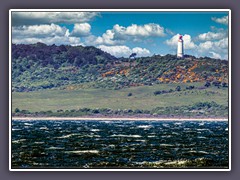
[12, 43, 229, 92]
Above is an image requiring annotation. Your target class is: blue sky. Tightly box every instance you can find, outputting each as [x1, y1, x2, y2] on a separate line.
[12, 11, 229, 59]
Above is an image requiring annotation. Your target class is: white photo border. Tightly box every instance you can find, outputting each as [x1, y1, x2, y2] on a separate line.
[9, 9, 231, 172]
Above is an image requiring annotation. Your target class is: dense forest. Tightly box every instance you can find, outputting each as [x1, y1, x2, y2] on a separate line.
[12, 43, 229, 92]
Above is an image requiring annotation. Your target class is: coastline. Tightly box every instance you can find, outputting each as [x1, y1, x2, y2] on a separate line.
[12, 116, 228, 121]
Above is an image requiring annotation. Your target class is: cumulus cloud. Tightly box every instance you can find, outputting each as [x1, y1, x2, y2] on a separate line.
[97, 45, 151, 57]
[198, 38, 228, 52]
[197, 31, 227, 41]
[94, 30, 119, 45]
[211, 16, 228, 25]
[12, 23, 68, 38]
[12, 36, 82, 46]
[165, 34, 196, 49]
[197, 38, 228, 60]
[114, 23, 165, 37]
[12, 23, 82, 46]
[210, 52, 222, 59]
[71, 23, 91, 37]
[12, 12, 99, 26]
[89, 23, 165, 45]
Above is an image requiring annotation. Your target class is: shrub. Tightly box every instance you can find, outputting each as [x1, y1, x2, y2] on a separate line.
[128, 93, 132, 96]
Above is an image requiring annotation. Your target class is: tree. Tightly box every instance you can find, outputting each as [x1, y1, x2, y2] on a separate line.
[14, 108, 20, 113]
[129, 53, 137, 59]
[128, 93, 133, 96]
[175, 86, 181, 91]
[204, 81, 211, 87]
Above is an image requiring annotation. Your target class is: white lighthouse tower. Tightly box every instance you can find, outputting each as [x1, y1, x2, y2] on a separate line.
[177, 35, 184, 58]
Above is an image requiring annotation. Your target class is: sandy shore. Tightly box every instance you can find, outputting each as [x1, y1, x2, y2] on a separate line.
[12, 116, 228, 121]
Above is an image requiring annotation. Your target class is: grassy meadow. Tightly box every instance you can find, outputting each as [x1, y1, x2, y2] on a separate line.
[12, 82, 228, 113]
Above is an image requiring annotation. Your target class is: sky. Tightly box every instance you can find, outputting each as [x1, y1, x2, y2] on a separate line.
[11, 11, 229, 60]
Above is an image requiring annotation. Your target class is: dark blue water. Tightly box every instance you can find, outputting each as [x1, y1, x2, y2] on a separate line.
[12, 120, 229, 169]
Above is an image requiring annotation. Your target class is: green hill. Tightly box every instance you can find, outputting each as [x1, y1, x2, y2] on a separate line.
[12, 43, 228, 92]
[11, 43, 229, 118]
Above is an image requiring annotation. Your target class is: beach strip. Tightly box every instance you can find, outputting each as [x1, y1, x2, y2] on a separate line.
[12, 116, 228, 121]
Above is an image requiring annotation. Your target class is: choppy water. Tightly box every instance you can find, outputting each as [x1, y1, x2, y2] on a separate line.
[11, 120, 229, 169]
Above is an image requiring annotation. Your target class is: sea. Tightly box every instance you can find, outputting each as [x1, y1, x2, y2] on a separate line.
[11, 120, 229, 169]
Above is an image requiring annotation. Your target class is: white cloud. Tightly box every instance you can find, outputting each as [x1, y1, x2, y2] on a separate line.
[198, 38, 228, 52]
[12, 24, 82, 46]
[165, 34, 196, 49]
[211, 16, 228, 25]
[210, 52, 222, 59]
[12, 35, 82, 46]
[198, 41, 213, 51]
[115, 23, 165, 37]
[97, 45, 151, 57]
[95, 30, 118, 45]
[11, 23, 92, 46]
[198, 31, 226, 41]
[12, 23, 68, 38]
[12, 12, 99, 25]
[71, 23, 91, 37]
[214, 38, 228, 49]
[197, 38, 228, 60]
[89, 23, 165, 45]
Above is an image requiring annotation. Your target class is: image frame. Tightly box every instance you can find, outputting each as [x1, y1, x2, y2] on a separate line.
[9, 8, 231, 172]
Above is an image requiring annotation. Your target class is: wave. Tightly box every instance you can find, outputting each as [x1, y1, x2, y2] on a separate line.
[24, 123, 33, 126]
[39, 127, 49, 130]
[137, 125, 152, 129]
[12, 139, 26, 143]
[12, 128, 21, 131]
[147, 135, 156, 138]
[135, 157, 215, 167]
[197, 136, 207, 139]
[188, 150, 209, 154]
[111, 134, 142, 138]
[65, 150, 99, 154]
[57, 133, 80, 139]
[46, 147, 64, 150]
[159, 143, 174, 147]
[34, 142, 45, 144]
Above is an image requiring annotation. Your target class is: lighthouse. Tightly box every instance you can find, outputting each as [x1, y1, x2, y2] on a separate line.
[177, 35, 184, 58]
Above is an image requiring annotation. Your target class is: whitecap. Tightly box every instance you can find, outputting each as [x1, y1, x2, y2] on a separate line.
[111, 134, 142, 138]
[109, 144, 115, 148]
[84, 134, 101, 138]
[57, 133, 80, 139]
[136, 139, 146, 142]
[199, 122, 205, 126]
[137, 125, 152, 129]
[161, 135, 172, 138]
[24, 123, 33, 126]
[65, 150, 99, 154]
[159, 144, 174, 147]
[164, 160, 188, 165]
[47, 147, 64, 150]
[197, 136, 207, 139]
[12, 139, 26, 143]
[162, 124, 170, 127]
[90, 129, 100, 132]
[39, 127, 49, 130]
[188, 150, 208, 154]
[197, 129, 209, 131]
[147, 135, 156, 138]
[34, 142, 45, 144]
[12, 128, 21, 131]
